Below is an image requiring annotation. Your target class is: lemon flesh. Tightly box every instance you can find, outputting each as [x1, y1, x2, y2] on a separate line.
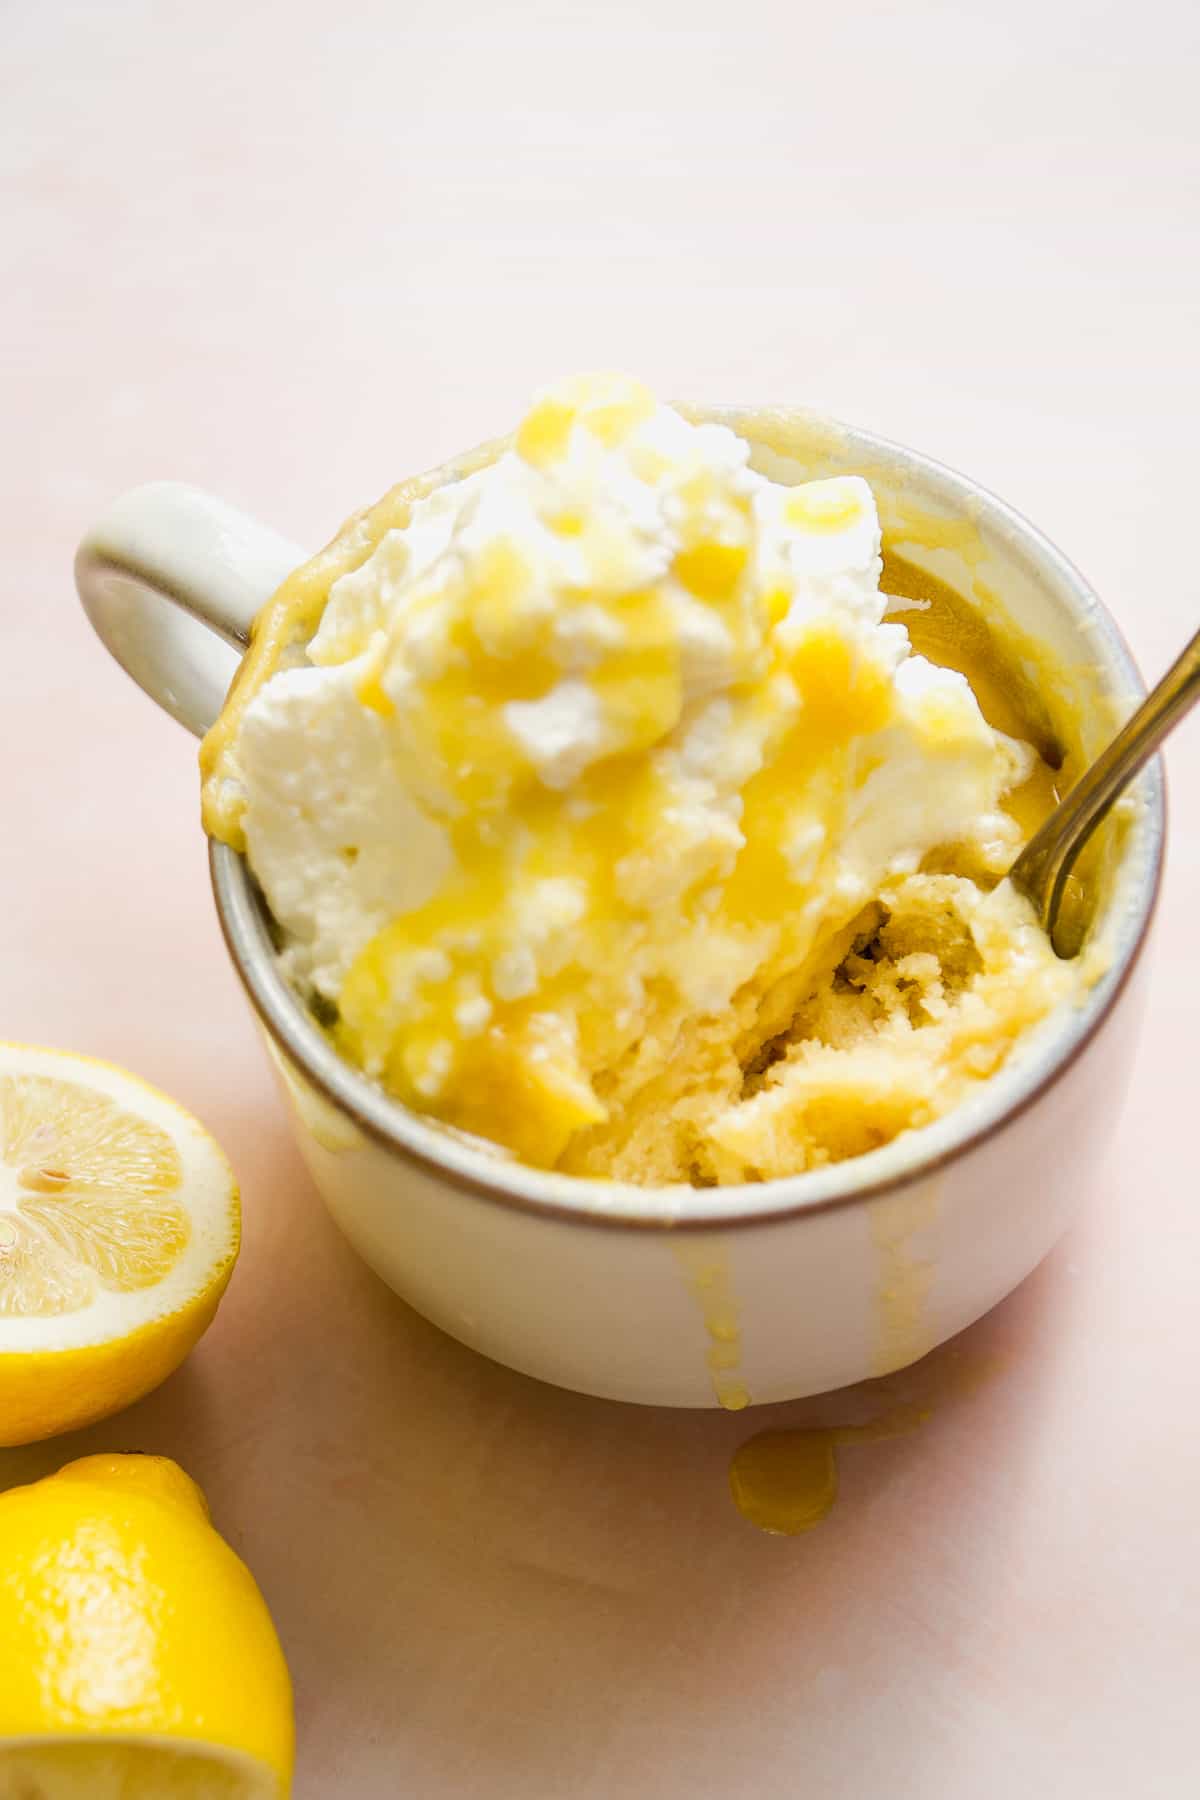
[0, 1455, 293, 1797]
[0, 1046, 239, 1445]
[0, 1739, 279, 1798]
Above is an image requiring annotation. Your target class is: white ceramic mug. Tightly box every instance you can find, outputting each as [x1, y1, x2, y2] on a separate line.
[75, 412, 1163, 1409]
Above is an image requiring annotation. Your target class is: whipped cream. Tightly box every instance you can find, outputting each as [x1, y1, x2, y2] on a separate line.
[233, 375, 1031, 1166]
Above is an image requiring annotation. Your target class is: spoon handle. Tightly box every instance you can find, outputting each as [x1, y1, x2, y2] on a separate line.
[1010, 623, 1200, 938]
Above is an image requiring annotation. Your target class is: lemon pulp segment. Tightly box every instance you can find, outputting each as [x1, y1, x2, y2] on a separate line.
[0, 1046, 238, 1445]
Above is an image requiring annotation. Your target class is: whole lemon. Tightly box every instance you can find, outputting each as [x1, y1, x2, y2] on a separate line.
[0, 1453, 293, 1797]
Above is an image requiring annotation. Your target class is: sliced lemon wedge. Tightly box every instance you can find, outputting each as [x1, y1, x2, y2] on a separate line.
[0, 1453, 292, 1796]
[0, 1044, 239, 1446]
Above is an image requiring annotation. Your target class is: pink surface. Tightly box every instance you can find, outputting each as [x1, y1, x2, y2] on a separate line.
[4, 2, 1199, 1793]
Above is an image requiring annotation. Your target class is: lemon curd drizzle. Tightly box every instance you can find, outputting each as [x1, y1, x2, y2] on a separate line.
[203, 379, 1097, 1186]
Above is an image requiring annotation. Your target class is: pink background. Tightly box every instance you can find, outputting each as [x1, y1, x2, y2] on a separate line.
[3, 2, 1199, 1793]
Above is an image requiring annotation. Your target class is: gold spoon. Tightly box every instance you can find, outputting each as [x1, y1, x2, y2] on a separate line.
[1010, 625, 1200, 950]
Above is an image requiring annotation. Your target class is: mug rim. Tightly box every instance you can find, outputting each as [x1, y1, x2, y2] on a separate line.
[209, 410, 1166, 1232]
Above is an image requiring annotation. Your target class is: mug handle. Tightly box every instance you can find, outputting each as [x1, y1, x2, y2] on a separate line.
[75, 481, 306, 738]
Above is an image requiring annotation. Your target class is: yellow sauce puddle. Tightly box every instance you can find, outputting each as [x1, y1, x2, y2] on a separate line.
[728, 1429, 840, 1533]
[729, 1349, 1000, 1536]
[729, 1404, 929, 1535]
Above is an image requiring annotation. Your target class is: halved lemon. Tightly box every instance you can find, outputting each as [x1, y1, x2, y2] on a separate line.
[0, 1453, 293, 1796]
[0, 1044, 239, 1446]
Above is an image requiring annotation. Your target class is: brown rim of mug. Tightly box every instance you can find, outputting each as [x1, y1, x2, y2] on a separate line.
[207, 423, 1167, 1234]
